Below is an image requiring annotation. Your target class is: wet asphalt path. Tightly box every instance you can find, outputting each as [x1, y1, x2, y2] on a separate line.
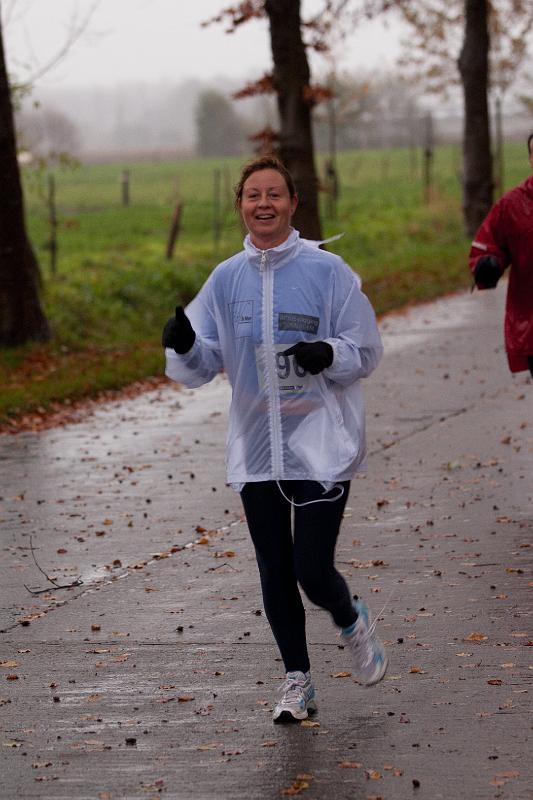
[0, 286, 531, 799]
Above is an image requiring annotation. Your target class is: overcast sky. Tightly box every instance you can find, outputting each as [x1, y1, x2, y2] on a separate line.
[2, 0, 403, 89]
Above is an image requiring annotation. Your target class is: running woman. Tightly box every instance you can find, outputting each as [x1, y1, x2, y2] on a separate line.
[163, 155, 388, 723]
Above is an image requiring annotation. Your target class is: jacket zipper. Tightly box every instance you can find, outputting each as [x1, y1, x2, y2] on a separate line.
[261, 250, 283, 477]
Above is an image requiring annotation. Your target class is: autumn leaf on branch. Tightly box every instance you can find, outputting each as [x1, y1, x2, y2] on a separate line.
[201, 1, 266, 33]
[232, 73, 275, 100]
[248, 126, 279, 144]
[303, 83, 334, 106]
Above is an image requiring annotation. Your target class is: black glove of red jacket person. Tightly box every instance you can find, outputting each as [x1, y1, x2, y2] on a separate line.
[162, 306, 196, 354]
[474, 255, 502, 289]
[283, 341, 333, 375]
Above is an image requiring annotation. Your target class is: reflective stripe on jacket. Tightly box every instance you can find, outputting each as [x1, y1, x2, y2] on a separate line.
[165, 228, 383, 489]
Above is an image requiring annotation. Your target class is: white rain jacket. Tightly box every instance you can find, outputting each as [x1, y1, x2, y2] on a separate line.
[165, 228, 383, 491]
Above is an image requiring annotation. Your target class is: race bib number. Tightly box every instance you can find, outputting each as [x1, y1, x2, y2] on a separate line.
[256, 345, 311, 394]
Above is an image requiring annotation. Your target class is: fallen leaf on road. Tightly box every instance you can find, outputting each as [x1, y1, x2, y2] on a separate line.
[0, 661, 18, 668]
[487, 679, 503, 686]
[141, 779, 166, 791]
[195, 705, 213, 716]
[410, 666, 425, 674]
[177, 694, 195, 702]
[365, 769, 382, 780]
[6, 675, 19, 681]
[464, 632, 487, 642]
[331, 671, 351, 678]
[490, 770, 520, 787]
[300, 719, 320, 728]
[281, 780, 309, 796]
[338, 761, 362, 769]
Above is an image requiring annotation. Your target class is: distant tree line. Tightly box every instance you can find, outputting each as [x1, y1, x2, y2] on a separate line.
[194, 74, 431, 158]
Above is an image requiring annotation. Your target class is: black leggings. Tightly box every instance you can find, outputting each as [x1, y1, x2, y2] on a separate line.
[241, 480, 356, 674]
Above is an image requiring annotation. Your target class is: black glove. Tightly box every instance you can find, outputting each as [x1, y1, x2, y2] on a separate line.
[283, 341, 333, 375]
[474, 255, 502, 289]
[162, 306, 196, 354]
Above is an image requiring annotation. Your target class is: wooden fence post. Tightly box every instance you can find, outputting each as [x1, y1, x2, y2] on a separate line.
[47, 172, 58, 274]
[409, 117, 419, 181]
[166, 202, 183, 260]
[423, 112, 434, 204]
[213, 169, 222, 249]
[121, 169, 130, 207]
[223, 167, 233, 212]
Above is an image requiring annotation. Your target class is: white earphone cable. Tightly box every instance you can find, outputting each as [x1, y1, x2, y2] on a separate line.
[276, 480, 345, 507]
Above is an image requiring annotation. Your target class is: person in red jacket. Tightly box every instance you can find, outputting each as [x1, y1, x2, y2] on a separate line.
[469, 133, 533, 377]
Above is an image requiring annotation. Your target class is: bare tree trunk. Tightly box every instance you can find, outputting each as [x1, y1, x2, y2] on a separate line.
[458, 0, 493, 237]
[265, 0, 322, 240]
[0, 12, 50, 346]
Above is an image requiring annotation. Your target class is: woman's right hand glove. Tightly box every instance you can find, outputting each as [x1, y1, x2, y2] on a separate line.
[162, 306, 196, 354]
[474, 255, 502, 289]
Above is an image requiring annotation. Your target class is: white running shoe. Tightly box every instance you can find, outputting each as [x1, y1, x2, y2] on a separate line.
[272, 670, 317, 724]
[340, 598, 388, 686]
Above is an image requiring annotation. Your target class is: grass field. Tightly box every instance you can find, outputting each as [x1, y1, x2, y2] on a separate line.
[1, 142, 528, 425]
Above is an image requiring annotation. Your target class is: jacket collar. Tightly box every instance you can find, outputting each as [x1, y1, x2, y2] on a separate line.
[244, 227, 302, 270]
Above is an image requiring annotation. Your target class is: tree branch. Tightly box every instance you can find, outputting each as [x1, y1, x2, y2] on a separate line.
[22, 0, 101, 87]
[23, 535, 83, 595]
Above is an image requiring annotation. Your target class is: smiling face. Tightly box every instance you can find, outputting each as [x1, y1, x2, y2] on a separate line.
[239, 168, 298, 250]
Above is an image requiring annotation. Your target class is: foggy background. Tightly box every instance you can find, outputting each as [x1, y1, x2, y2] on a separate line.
[4, 0, 533, 162]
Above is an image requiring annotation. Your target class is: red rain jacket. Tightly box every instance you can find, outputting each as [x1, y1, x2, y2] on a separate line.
[469, 175, 533, 373]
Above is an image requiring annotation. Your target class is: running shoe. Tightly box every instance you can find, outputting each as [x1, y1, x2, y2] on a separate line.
[272, 670, 317, 724]
[340, 597, 388, 685]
